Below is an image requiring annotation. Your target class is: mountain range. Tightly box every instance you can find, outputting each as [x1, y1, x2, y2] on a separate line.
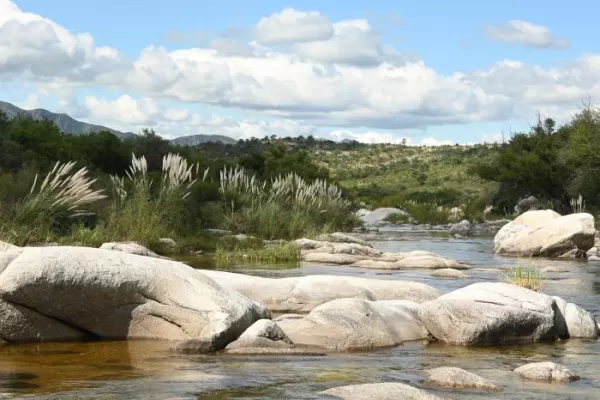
[0, 100, 237, 145]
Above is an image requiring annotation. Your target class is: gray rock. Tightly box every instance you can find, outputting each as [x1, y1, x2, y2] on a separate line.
[515, 195, 539, 215]
[99, 242, 163, 258]
[553, 296, 600, 338]
[158, 238, 177, 247]
[303, 252, 364, 265]
[359, 208, 408, 226]
[201, 270, 441, 313]
[514, 362, 580, 382]
[225, 319, 293, 351]
[418, 282, 558, 345]
[449, 220, 473, 237]
[431, 268, 469, 279]
[493, 210, 596, 257]
[424, 367, 499, 390]
[276, 298, 429, 350]
[320, 382, 448, 400]
[315, 232, 373, 248]
[0, 246, 267, 346]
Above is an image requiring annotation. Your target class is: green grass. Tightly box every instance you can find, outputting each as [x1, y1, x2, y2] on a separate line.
[215, 236, 301, 264]
[500, 261, 546, 292]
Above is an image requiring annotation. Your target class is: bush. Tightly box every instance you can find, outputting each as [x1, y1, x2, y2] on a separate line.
[215, 236, 300, 264]
[500, 261, 545, 292]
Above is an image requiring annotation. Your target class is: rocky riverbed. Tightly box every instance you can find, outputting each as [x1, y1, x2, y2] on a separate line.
[0, 213, 599, 399]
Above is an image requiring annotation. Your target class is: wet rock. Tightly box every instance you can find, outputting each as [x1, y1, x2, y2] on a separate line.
[0, 246, 267, 346]
[418, 282, 598, 345]
[320, 382, 448, 400]
[514, 362, 580, 382]
[449, 220, 473, 237]
[541, 266, 568, 273]
[276, 298, 429, 350]
[424, 367, 499, 390]
[493, 210, 596, 258]
[99, 242, 164, 258]
[225, 319, 293, 350]
[201, 270, 441, 313]
[431, 268, 470, 279]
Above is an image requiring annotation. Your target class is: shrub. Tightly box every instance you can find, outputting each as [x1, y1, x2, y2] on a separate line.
[215, 236, 300, 264]
[500, 261, 545, 292]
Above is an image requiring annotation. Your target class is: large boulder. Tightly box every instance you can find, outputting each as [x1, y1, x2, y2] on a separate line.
[320, 382, 448, 400]
[515, 195, 539, 215]
[201, 270, 441, 313]
[0, 246, 267, 347]
[275, 298, 429, 350]
[514, 362, 580, 382]
[449, 220, 473, 237]
[418, 282, 598, 345]
[493, 210, 596, 257]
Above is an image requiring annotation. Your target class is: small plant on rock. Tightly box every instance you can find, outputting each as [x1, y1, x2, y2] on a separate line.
[501, 260, 546, 292]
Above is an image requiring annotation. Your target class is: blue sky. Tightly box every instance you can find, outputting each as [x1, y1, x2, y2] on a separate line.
[2, 0, 600, 144]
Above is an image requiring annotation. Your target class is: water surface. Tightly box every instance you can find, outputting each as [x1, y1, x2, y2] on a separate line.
[2, 230, 599, 399]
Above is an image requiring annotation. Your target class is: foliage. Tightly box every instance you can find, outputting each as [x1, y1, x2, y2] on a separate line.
[500, 261, 546, 292]
[215, 236, 300, 264]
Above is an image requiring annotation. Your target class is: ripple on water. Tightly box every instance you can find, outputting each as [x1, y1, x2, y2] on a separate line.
[2, 233, 600, 399]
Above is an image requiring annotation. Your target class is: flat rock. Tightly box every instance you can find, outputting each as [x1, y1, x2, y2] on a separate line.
[352, 254, 469, 270]
[99, 242, 163, 258]
[315, 233, 373, 248]
[276, 298, 429, 350]
[0, 246, 267, 347]
[424, 367, 499, 390]
[201, 270, 441, 313]
[431, 268, 470, 279]
[359, 208, 408, 226]
[514, 362, 580, 382]
[320, 382, 448, 400]
[303, 252, 364, 265]
[493, 210, 596, 257]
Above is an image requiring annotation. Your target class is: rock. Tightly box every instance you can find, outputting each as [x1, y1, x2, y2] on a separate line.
[225, 319, 293, 352]
[99, 242, 163, 258]
[418, 282, 557, 345]
[0, 246, 267, 346]
[158, 238, 177, 247]
[515, 195, 540, 215]
[276, 299, 428, 350]
[449, 220, 473, 237]
[315, 232, 373, 248]
[431, 268, 469, 279]
[0, 241, 17, 252]
[320, 382, 448, 400]
[493, 210, 596, 257]
[514, 362, 580, 382]
[541, 266, 568, 273]
[352, 254, 469, 270]
[359, 208, 408, 226]
[205, 228, 231, 236]
[302, 252, 364, 265]
[201, 270, 441, 313]
[424, 367, 499, 390]
[419, 282, 598, 345]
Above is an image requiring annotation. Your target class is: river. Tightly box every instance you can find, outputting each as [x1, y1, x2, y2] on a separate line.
[1, 229, 599, 399]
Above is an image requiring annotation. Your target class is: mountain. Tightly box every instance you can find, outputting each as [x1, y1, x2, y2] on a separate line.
[0, 100, 238, 145]
[0, 100, 136, 139]
[171, 134, 238, 146]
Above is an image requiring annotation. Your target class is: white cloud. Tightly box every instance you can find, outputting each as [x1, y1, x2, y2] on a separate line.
[255, 8, 333, 45]
[83, 95, 159, 126]
[1, 1, 599, 145]
[421, 137, 454, 146]
[485, 20, 569, 49]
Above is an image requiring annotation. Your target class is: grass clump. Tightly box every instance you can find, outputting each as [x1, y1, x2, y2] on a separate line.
[501, 261, 546, 292]
[215, 235, 300, 264]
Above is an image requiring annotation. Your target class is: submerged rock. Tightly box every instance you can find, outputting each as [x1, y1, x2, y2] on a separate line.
[201, 270, 441, 313]
[424, 367, 499, 391]
[0, 246, 267, 347]
[276, 298, 429, 350]
[493, 210, 596, 257]
[514, 362, 580, 382]
[418, 282, 598, 345]
[320, 382, 448, 400]
[431, 268, 470, 279]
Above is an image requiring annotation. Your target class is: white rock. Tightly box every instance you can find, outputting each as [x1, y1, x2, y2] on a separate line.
[320, 382, 448, 400]
[100, 242, 162, 258]
[424, 367, 499, 390]
[514, 362, 580, 382]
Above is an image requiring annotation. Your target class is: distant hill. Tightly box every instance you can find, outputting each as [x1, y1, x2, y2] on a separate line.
[0, 100, 136, 140]
[0, 100, 238, 145]
[171, 134, 237, 146]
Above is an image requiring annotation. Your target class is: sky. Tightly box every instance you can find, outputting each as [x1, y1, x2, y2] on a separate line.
[1, 0, 599, 145]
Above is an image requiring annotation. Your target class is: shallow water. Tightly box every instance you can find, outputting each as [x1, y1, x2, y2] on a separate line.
[2, 230, 600, 399]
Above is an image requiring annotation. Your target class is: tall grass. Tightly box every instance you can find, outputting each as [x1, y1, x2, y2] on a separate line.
[219, 166, 356, 239]
[500, 260, 546, 292]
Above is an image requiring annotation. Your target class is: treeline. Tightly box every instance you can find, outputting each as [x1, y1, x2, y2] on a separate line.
[473, 105, 600, 215]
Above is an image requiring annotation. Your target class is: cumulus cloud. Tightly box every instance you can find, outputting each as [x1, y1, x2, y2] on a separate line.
[1, 0, 599, 143]
[255, 8, 333, 45]
[485, 20, 570, 49]
[83, 95, 160, 126]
